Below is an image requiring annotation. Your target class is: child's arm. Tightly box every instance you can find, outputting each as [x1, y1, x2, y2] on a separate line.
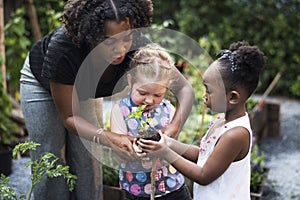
[137, 132, 199, 164]
[138, 127, 250, 185]
[167, 136, 199, 163]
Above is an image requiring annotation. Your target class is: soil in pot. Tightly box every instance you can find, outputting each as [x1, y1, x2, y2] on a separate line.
[137, 128, 161, 141]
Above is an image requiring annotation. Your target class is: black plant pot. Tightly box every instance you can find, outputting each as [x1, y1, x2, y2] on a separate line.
[103, 185, 125, 200]
[0, 148, 13, 176]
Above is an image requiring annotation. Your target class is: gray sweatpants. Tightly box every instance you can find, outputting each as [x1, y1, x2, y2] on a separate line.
[20, 55, 103, 200]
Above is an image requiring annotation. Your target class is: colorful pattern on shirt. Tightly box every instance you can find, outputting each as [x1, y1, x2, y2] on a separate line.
[118, 95, 185, 198]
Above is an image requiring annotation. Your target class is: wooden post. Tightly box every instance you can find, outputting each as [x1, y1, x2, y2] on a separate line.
[26, 0, 41, 41]
[0, 0, 6, 90]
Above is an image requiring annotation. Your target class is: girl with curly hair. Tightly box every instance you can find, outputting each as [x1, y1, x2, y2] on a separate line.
[137, 41, 266, 200]
[19, 0, 194, 199]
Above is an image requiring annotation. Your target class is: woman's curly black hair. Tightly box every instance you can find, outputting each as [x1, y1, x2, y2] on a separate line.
[61, 0, 153, 48]
[218, 41, 267, 97]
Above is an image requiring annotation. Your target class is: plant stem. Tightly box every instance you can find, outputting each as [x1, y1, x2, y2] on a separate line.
[27, 185, 34, 200]
[150, 158, 157, 200]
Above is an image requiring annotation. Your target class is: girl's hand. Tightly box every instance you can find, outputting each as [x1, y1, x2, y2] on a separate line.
[136, 131, 170, 156]
[133, 138, 151, 161]
[133, 138, 146, 157]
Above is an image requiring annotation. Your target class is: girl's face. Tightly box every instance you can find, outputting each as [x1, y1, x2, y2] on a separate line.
[202, 61, 227, 113]
[128, 75, 168, 110]
[102, 18, 133, 65]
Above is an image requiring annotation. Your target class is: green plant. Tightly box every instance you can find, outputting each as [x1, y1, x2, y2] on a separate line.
[290, 75, 300, 97]
[126, 105, 149, 130]
[175, 0, 300, 97]
[101, 144, 119, 187]
[250, 144, 267, 193]
[126, 105, 161, 141]
[0, 73, 18, 150]
[102, 165, 119, 187]
[0, 141, 77, 200]
[246, 98, 259, 113]
[4, 1, 64, 94]
[4, 7, 31, 94]
[0, 174, 26, 200]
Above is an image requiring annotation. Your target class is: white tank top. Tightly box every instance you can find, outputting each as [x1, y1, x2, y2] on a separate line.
[193, 113, 252, 200]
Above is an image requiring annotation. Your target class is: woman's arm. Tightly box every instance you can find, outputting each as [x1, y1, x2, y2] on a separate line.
[50, 81, 134, 152]
[164, 68, 194, 138]
[110, 103, 128, 135]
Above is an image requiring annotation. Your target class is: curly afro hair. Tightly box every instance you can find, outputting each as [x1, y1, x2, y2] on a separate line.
[61, 0, 153, 48]
[218, 41, 267, 97]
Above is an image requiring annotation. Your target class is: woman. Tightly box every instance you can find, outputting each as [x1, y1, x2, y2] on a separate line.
[20, 0, 194, 199]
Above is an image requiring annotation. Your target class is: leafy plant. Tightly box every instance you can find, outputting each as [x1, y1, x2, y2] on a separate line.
[290, 75, 300, 97]
[250, 144, 267, 193]
[0, 73, 18, 150]
[0, 174, 26, 200]
[101, 144, 119, 187]
[4, 7, 31, 94]
[4, 1, 64, 94]
[102, 165, 118, 187]
[126, 105, 149, 131]
[175, 0, 300, 97]
[0, 141, 77, 200]
[246, 98, 259, 113]
[126, 105, 160, 141]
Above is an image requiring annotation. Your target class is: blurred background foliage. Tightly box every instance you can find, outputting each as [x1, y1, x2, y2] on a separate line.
[2, 0, 300, 98]
[4, 0, 64, 95]
[152, 0, 300, 97]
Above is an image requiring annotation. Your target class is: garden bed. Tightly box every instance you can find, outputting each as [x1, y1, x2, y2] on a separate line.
[250, 167, 269, 200]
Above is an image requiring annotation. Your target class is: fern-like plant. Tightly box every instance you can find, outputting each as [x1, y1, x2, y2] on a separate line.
[0, 141, 77, 200]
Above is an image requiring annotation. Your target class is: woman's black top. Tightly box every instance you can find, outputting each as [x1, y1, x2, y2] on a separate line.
[29, 26, 149, 100]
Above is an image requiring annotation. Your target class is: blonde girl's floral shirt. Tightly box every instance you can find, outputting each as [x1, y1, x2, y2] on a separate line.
[117, 94, 185, 198]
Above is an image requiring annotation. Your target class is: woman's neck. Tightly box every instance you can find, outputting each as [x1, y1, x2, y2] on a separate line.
[101, 65, 117, 82]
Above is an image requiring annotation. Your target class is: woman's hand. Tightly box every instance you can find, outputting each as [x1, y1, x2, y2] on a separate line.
[105, 133, 143, 162]
[105, 132, 135, 153]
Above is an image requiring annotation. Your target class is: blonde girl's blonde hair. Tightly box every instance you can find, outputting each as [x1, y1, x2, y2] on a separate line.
[129, 43, 174, 85]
